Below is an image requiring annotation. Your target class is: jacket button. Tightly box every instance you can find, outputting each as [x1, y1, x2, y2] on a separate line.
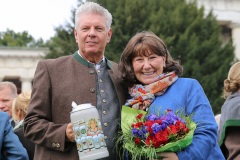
[103, 123, 107, 127]
[103, 111, 106, 115]
[90, 88, 95, 93]
[56, 143, 60, 148]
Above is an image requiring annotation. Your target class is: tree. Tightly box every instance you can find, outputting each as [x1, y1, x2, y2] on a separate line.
[45, 24, 77, 59]
[0, 29, 46, 47]
[45, 0, 235, 114]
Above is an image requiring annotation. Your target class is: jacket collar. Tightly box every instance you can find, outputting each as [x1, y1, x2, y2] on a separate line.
[72, 51, 112, 69]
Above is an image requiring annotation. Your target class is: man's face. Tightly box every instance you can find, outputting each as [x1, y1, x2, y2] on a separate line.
[0, 87, 14, 118]
[74, 13, 112, 63]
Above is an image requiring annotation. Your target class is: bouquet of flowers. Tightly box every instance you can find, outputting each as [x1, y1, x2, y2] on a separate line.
[117, 106, 196, 160]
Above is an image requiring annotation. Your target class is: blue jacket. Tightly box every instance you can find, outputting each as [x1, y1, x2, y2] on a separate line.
[149, 78, 225, 160]
[0, 112, 29, 160]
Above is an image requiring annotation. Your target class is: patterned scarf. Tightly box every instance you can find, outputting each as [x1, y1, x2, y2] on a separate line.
[125, 71, 178, 111]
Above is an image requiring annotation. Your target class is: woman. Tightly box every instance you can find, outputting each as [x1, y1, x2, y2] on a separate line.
[119, 31, 224, 160]
[219, 62, 240, 159]
[12, 91, 35, 160]
[12, 91, 31, 130]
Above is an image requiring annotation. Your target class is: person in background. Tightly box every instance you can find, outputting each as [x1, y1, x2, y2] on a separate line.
[0, 81, 18, 127]
[218, 62, 240, 160]
[0, 111, 29, 160]
[24, 2, 127, 160]
[119, 31, 225, 160]
[12, 91, 35, 160]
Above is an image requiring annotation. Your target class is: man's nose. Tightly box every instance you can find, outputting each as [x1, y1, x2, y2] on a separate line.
[88, 28, 96, 37]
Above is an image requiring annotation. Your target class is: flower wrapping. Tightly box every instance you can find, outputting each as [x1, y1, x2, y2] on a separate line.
[118, 105, 196, 160]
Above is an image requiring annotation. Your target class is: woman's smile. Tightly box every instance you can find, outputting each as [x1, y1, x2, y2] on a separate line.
[132, 54, 166, 85]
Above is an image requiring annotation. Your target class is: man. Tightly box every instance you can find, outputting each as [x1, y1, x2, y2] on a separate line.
[24, 2, 127, 160]
[0, 81, 18, 127]
[0, 111, 29, 160]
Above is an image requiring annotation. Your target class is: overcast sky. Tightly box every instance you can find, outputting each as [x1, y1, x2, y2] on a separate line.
[0, 0, 78, 41]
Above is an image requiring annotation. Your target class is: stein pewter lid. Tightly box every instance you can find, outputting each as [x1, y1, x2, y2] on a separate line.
[71, 101, 93, 113]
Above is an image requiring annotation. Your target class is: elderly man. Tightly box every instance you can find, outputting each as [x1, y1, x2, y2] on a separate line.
[0, 81, 18, 127]
[24, 2, 127, 160]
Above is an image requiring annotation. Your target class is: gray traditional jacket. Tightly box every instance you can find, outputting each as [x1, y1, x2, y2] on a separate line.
[219, 91, 240, 159]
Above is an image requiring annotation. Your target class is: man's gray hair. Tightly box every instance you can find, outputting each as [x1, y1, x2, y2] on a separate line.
[0, 81, 17, 97]
[75, 1, 112, 30]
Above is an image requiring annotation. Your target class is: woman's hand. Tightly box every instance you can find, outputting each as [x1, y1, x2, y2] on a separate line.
[155, 152, 179, 160]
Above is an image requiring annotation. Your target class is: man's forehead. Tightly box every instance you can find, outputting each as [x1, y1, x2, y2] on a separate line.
[0, 87, 14, 98]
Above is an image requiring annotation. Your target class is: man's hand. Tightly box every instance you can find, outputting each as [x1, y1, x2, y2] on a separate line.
[66, 123, 75, 142]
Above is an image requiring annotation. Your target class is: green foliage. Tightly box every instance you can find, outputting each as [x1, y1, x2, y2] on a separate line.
[45, 25, 77, 59]
[44, 0, 235, 114]
[0, 29, 46, 47]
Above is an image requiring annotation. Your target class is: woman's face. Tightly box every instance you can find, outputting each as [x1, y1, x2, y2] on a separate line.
[132, 53, 166, 85]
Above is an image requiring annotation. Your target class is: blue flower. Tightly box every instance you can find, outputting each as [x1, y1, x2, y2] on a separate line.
[132, 128, 140, 137]
[146, 114, 158, 121]
[152, 123, 163, 134]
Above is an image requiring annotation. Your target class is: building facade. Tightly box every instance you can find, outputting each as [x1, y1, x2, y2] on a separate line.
[0, 47, 47, 93]
[197, 0, 240, 60]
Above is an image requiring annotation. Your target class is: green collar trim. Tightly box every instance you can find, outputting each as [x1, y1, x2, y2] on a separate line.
[219, 119, 240, 146]
[72, 51, 112, 69]
[72, 51, 89, 67]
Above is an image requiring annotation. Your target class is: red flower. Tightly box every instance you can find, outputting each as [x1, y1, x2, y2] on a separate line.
[155, 130, 168, 147]
[132, 122, 143, 129]
[168, 125, 178, 134]
[136, 113, 143, 119]
[135, 138, 141, 145]
[144, 121, 155, 134]
[145, 135, 154, 146]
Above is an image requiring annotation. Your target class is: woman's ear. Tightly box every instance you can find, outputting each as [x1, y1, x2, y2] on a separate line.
[163, 57, 166, 67]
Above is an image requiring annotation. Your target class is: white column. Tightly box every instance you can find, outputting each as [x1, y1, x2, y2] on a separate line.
[231, 24, 240, 60]
[20, 77, 32, 92]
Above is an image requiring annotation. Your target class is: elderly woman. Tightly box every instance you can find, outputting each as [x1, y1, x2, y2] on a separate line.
[119, 31, 224, 160]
